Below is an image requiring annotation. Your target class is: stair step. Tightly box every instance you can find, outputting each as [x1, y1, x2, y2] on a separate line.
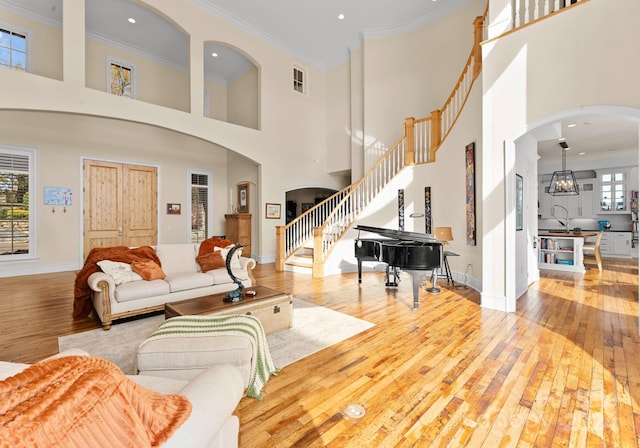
[287, 256, 312, 267]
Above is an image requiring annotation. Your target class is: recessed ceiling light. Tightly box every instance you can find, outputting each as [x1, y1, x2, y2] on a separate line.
[567, 123, 576, 128]
[338, 13, 345, 20]
[579, 152, 586, 155]
[128, 17, 136, 24]
[211, 52, 218, 58]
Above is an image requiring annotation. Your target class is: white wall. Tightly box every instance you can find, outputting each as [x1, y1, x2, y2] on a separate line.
[483, 0, 640, 310]
[362, 0, 486, 172]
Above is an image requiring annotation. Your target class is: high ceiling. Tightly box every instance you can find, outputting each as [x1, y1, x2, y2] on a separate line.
[0, 0, 473, 76]
[1, 0, 638, 162]
[191, 0, 473, 70]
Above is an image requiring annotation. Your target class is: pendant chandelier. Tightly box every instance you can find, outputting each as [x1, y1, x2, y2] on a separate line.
[547, 141, 579, 196]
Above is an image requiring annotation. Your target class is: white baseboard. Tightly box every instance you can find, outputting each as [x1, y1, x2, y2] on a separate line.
[481, 293, 509, 311]
[0, 262, 82, 278]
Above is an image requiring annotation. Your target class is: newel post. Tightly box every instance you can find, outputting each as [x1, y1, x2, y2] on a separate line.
[404, 117, 416, 166]
[473, 16, 484, 77]
[275, 225, 285, 271]
[312, 227, 324, 278]
[430, 109, 441, 160]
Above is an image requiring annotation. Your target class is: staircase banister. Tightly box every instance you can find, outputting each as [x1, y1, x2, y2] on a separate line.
[282, 186, 352, 231]
[317, 134, 406, 234]
[440, 48, 476, 116]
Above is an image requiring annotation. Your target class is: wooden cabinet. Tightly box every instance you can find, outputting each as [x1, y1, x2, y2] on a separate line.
[225, 214, 251, 257]
[539, 179, 596, 219]
[600, 232, 631, 257]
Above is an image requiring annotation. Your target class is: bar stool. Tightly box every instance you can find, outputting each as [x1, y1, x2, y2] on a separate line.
[434, 227, 459, 286]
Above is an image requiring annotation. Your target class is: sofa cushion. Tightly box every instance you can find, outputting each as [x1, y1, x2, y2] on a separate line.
[97, 260, 143, 285]
[196, 251, 226, 273]
[131, 260, 166, 280]
[206, 267, 248, 284]
[115, 279, 171, 302]
[165, 272, 214, 293]
[215, 245, 242, 269]
[155, 244, 199, 275]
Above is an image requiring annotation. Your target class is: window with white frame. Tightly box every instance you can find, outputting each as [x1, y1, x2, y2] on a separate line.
[293, 65, 306, 95]
[107, 56, 136, 98]
[599, 170, 628, 212]
[189, 170, 212, 243]
[0, 26, 28, 72]
[0, 147, 36, 259]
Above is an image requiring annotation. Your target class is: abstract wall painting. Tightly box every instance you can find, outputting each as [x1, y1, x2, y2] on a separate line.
[465, 142, 477, 245]
[424, 187, 432, 234]
[398, 189, 405, 230]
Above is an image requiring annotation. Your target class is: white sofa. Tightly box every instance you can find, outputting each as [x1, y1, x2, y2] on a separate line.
[87, 243, 256, 330]
[0, 349, 245, 448]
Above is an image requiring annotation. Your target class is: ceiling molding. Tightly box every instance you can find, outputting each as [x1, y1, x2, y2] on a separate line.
[0, 0, 62, 28]
[87, 30, 188, 72]
[361, 0, 472, 39]
[188, 0, 324, 70]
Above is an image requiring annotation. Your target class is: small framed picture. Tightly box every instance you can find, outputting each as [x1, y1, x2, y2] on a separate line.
[265, 203, 281, 219]
[167, 203, 181, 215]
[237, 183, 250, 213]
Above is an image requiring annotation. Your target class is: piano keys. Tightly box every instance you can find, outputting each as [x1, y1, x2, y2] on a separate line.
[354, 225, 443, 308]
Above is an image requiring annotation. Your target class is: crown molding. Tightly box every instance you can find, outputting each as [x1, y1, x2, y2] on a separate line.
[0, 0, 62, 28]
[188, 0, 325, 70]
[87, 30, 187, 72]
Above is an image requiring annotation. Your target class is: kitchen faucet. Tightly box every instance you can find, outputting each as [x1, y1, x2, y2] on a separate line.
[553, 204, 569, 233]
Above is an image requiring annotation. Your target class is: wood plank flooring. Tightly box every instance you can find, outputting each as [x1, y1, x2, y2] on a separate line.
[0, 258, 638, 447]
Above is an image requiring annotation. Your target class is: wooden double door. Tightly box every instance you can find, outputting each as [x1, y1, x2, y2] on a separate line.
[83, 160, 158, 259]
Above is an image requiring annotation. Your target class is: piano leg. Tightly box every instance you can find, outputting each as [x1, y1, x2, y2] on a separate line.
[411, 273, 421, 308]
[426, 270, 440, 294]
[385, 265, 399, 287]
[357, 259, 363, 283]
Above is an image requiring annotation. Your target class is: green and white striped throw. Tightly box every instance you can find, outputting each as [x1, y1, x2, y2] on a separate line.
[143, 314, 280, 399]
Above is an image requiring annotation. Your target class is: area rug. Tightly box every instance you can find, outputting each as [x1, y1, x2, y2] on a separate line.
[59, 298, 373, 374]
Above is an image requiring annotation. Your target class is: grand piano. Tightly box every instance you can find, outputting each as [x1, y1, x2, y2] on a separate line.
[354, 225, 443, 308]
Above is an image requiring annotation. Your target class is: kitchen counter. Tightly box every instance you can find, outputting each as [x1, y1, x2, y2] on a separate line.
[538, 231, 597, 238]
[538, 233, 594, 273]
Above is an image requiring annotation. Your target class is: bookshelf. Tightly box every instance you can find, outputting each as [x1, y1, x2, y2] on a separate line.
[538, 235, 587, 273]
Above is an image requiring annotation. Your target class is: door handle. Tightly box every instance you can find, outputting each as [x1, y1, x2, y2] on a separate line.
[118, 227, 123, 236]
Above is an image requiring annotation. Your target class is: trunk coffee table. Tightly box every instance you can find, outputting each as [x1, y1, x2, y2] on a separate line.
[164, 285, 292, 335]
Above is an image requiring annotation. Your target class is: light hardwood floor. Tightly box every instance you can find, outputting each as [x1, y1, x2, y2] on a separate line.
[1, 258, 638, 447]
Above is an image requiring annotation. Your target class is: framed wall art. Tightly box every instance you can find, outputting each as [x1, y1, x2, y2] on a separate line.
[265, 203, 281, 219]
[398, 189, 405, 230]
[167, 203, 181, 215]
[424, 186, 432, 234]
[237, 183, 249, 213]
[465, 142, 477, 245]
[516, 174, 523, 231]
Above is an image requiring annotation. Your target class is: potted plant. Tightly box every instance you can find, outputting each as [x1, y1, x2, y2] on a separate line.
[572, 227, 582, 234]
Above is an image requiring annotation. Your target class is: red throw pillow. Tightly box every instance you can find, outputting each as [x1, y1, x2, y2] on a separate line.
[131, 260, 166, 281]
[197, 238, 235, 257]
[196, 251, 226, 272]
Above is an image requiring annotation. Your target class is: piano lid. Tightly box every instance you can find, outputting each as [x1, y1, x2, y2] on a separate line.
[354, 225, 438, 244]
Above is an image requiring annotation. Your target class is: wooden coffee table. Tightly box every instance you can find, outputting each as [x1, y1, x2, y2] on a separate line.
[164, 285, 293, 335]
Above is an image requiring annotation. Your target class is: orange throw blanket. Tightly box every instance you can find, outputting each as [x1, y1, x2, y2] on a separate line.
[0, 356, 191, 447]
[73, 246, 162, 319]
